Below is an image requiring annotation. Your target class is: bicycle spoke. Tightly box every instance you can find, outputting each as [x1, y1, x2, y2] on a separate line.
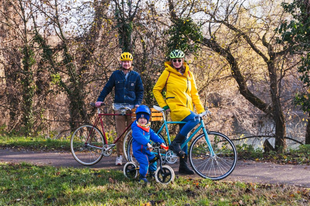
[189, 131, 237, 180]
[70, 125, 104, 166]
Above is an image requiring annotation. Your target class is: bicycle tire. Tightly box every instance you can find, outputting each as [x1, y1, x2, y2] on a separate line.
[123, 162, 138, 179]
[123, 129, 132, 161]
[70, 125, 104, 166]
[154, 165, 175, 184]
[126, 133, 166, 162]
[189, 131, 237, 180]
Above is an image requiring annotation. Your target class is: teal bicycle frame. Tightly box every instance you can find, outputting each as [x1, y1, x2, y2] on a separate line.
[155, 110, 216, 157]
[127, 105, 237, 180]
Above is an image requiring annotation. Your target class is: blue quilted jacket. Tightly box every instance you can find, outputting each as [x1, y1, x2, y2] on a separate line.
[97, 70, 144, 105]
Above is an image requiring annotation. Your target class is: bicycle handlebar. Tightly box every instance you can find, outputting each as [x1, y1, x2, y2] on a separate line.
[198, 110, 211, 118]
[150, 143, 168, 151]
[90, 102, 105, 107]
[153, 105, 211, 117]
[90, 102, 132, 111]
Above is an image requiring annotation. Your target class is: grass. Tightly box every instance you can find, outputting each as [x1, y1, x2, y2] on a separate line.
[0, 136, 71, 151]
[0, 136, 310, 205]
[1, 162, 309, 206]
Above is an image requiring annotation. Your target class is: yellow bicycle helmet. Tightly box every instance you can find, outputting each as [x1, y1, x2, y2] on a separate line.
[120, 52, 133, 61]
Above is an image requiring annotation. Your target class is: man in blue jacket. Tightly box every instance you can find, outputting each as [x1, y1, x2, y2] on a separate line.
[95, 52, 144, 165]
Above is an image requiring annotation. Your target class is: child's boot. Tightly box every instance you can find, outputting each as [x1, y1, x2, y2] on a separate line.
[139, 174, 149, 184]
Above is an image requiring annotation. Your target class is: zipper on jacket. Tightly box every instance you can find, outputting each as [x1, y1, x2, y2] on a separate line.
[186, 76, 189, 107]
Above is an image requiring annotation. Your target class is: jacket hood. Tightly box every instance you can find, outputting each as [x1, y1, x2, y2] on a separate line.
[164, 61, 190, 77]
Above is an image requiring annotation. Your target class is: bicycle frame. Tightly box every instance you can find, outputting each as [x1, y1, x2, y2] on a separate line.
[150, 147, 164, 170]
[89, 107, 132, 146]
[155, 110, 216, 157]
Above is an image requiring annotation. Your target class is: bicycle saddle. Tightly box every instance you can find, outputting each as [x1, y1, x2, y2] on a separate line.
[153, 105, 164, 112]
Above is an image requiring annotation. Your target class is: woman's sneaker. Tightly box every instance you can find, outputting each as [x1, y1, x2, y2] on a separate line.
[115, 155, 123, 166]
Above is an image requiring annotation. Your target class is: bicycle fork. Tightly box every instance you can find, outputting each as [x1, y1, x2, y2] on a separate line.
[150, 148, 164, 172]
[201, 121, 216, 157]
[180, 118, 216, 157]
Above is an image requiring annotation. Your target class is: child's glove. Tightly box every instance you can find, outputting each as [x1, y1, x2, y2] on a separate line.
[147, 143, 153, 151]
[95, 101, 103, 107]
[160, 143, 169, 151]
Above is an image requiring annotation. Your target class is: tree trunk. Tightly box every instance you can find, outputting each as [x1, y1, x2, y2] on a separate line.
[21, 46, 35, 136]
[306, 116, 310, 144]
[69, 94, 88, 131]
[274, 112, 287, 152]
[268, 60, 287, 152]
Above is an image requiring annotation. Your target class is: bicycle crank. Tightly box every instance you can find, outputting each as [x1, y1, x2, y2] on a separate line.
[164, 150, 178, 164]
[102, 144, 115, 157]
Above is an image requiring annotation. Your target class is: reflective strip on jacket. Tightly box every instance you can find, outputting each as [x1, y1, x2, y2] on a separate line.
[153, 61, 205, 121]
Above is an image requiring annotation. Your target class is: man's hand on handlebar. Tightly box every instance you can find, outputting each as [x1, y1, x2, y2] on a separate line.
[95, 101, 104, 107]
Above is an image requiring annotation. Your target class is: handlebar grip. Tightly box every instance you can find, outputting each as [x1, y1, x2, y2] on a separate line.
[90, 102, 105, 107]
[160, 145, 169, 150]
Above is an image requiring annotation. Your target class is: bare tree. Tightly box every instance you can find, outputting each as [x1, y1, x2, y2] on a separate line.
[0, 0, 39, 136]
[166, 0, 302, 152]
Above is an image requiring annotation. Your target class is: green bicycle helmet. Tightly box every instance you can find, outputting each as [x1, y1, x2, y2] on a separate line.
[169, 50, 185, 59]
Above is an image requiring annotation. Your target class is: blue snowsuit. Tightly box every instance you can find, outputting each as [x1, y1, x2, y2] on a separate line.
[131, 121, 164, 177]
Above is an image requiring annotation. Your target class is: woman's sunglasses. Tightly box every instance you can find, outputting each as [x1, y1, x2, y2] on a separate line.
[173, 59, 182, 63]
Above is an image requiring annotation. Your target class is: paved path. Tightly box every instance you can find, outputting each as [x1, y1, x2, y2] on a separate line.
[1, 149, 309, 188]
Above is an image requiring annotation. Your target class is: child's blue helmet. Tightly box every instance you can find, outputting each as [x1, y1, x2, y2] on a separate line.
[136, 105, 151, 122]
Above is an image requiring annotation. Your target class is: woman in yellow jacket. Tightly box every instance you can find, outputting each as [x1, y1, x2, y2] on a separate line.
[153, 50, 205, 175]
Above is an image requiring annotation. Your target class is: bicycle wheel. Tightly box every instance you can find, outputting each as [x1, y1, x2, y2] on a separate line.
[126, 134, 166, 162]
[70, 125, 104, 166]
[154, 165, 175, 184]
[189, 131, 237, 180]
[123, 129, 132, 161]
[123, 162, 138, 179]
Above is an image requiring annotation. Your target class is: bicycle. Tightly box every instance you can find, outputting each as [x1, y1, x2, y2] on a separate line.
[123, 144, 175, 184]
[70, 103, 134, 166]
[125, 105, 237, 180]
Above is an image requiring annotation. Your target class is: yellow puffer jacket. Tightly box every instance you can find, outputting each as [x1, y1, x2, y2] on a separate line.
[153, 61, 205, 121]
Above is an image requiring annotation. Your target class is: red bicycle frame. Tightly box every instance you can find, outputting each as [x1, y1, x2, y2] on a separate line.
[92, 111, 133, 145]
